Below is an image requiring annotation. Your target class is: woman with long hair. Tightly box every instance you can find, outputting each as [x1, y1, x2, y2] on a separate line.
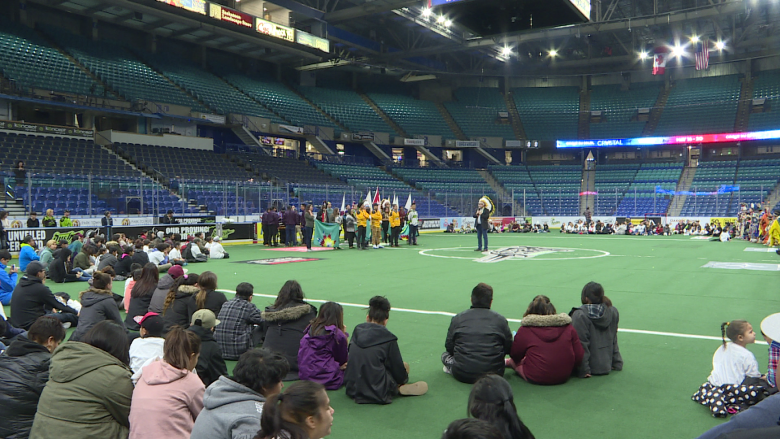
[298, 302, 349, 389]
[261, 280, 317, 380]
[31, 321, 134, 439]
[125, 263, 159, 331]
[468, 374, 534, 439]
[162, 274, 199, 335]
[185, 271, 227, 322]
[129, 326, 204, 439]
[255, 381, 334, 439]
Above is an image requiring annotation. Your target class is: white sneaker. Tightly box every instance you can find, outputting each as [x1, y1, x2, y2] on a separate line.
[373, 245, 378, 249]
[377, 244, 384, 248]
[443, 365, 451, 374]
[63, 322, 72, 329]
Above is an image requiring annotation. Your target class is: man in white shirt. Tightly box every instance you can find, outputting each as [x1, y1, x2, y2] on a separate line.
[208, 237, 228, 259]
[148, 243, 172, 272]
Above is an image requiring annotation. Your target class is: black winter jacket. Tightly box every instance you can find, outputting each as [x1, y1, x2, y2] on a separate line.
[188, 324, 228, 388]
[445, 306, 513, 384]
[131, 251, 149, 266]
[70, 289, 125, 342]
[48, 259, 79, 283]
[161, 285, 198, 335]
[0, 336, 51, 439]
[125, 287, 155, 331]
[344, 322, 408, 404]
[186, 290, 228, 323]
[10, 276, 78, 330]
[261, 302, 317, 380]
[115, 254, 133, 277]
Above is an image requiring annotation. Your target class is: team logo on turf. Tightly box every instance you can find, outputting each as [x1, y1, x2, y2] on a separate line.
[475, 246, 574, 263]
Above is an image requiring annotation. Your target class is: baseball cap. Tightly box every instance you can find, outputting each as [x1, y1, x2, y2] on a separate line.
[191, 309, 220, 329]
[139, 314, 164, 338]
[167, 265, 184, 279]
[25, 261, 45, 277]
[133, 311, 160, 325]
[761, 313, 780, 342]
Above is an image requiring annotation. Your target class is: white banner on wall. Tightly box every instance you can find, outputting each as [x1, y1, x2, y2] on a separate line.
[404, 138, 425, 146]
[455, 140, 479, 148]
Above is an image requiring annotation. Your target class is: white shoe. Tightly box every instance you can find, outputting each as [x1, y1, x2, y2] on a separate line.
[377, 244, 384, 248]
[373, 245, 378, 249]
[443, 365, 451, 374]
[63, 322, 72, 329]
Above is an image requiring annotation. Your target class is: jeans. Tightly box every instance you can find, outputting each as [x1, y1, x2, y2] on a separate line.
[409, 224, 418, 244]
[476, 226, 489, 250]
[357, 226, 367, 249]
[285, 226, 296, 246]
[49, 311, 79, 327]
[72, 267, 91, 281]
[304, 226, 313, 249]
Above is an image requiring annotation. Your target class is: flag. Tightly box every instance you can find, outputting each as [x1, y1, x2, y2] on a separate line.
[373, 188, 380, 205]
[653, 47, 668, 75]
[314, 220, 341, 248]
[340, 194, 345, 213]
[365, 189, 371, 205]
[405, 193, 412, 210]
[695, 39, 709, 70]
[393, 193, 398, 206]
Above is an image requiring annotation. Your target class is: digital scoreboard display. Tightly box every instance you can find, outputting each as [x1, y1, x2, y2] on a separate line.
[556, 129, 780, 148]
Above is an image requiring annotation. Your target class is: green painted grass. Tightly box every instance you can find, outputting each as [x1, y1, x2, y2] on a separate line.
[5, 233, 779, 439]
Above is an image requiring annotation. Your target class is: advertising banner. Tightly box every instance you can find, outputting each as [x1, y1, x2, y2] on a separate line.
[256, 17, 295, 42]
[0, 120, 93, 138]
[351, 132, 375, 141]
[418, 218, 440, 231]
[209, 4, 253, 28]
[279, 124, 304, 134]
[404, 138, 425, 146]
[439, 217, 476, 231]
[505, 140, 524, 148]
[157, 0, 207, 14]
[6, 223, 256, 253]
[455, 140, 479, 148]
[295, 30, 330, 52]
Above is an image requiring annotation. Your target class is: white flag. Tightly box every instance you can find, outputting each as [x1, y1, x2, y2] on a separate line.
[393, 193, 398, 206]
[365, 189, 371, 205]
[340, 194, 345, 213]
[405, 193, 412, 210]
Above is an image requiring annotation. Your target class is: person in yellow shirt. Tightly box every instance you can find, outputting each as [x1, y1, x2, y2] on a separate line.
[356, 205, 370, 250]
[768, 213, 780, 247]
[389, 205, 401, 247]
[370, 203, 384, 249]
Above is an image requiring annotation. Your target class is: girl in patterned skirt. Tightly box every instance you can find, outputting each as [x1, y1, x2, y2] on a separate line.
[692, 320, 768, 417]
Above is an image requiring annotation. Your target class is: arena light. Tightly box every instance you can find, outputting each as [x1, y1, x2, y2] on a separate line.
[639, 51, 649, 60]
[556, 128, 780, 148]
[421, 8, 431, 17]
[549, 49, 558, 58]
[690, 35, 700, 43]
[501, 46, 513, 57]
[437, 15, 445, 23]
[715, 40, 725, 50]
[444, 19, 452, 27]
[670, 44, 684, 58]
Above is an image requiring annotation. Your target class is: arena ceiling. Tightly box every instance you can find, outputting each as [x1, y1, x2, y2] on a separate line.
[26, 0, 780, 76]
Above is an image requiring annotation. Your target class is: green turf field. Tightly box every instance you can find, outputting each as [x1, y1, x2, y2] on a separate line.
[5, 233, 779, 439]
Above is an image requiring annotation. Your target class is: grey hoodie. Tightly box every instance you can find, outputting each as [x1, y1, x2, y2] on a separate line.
[189, 375, 267, 439]
[569, 304, 623, 377]
[70, 289, 125, 342]
[149, 274, 176, 313]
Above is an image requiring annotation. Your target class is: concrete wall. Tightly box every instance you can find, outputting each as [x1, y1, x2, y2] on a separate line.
[99, 130, 213, 150]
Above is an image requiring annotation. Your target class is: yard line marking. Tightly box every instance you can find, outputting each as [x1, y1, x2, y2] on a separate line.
[430, 234, 708, 243]
[218, 290, 765, 344]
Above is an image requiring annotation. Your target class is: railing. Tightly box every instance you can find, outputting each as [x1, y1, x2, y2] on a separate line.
[175, 179, 278, 216]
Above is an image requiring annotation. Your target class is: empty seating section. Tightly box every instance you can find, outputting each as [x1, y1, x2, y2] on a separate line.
[748, 70, 780, 131]
[594, 164, 640, 215]
[0, 19, 106, 97]
[680, 160, 738, 216]
[180, 184, 258, 215]
[140, 53, 279, 121]
[527, 165, 581, 215]
[41, 27, 208, 112]
[298, 87, 393, 134]
[0, 132, 137, 177]
[731, 159, 780, 211]
[512, 87, 579, 141]
[444, 88, 515, 139]
[614, 163, 682, 216]
[114, 142, 253, 181]
[228, 151, 342, 185]
[654, 75, 740, 136]
[364, 86, 455, 138]
[487, 166, 543, 215]
[110, 187, 200, 215]
[589, 84, 660, 139]
[213, 69, 334, 129]
[392, 168, 495, 215]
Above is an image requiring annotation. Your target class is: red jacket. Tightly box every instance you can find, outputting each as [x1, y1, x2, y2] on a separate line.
[510, 313, 584, 385]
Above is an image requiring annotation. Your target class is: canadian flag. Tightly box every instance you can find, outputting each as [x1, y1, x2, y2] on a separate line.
[653, 47, 669, 75]
[373, 188, 381, 205]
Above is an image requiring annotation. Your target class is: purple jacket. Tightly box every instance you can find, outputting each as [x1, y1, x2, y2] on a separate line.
[283, 210, 298, 226]
[298, 212, 305, 227]
[261, 211, 272, 226]
[297, 325, 349, 390]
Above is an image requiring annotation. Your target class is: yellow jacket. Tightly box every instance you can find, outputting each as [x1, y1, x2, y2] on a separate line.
[356, 210, 370, 227]
[769, 219, 780, 246]
[390, 211, 400, 227]
[370, 210, 382, 228]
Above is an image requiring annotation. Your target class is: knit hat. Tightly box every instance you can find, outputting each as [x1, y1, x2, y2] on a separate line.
[761, 313, 780, 342]
[25, 261, 45, 276]
[191, 309, 220, 329]
[167, 265, 184, 279]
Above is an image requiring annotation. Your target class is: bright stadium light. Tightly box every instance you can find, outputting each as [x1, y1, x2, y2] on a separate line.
[671, 44, 684, 58]
[421, 8, 431, 17]
[437, 15, 445, 23]
[690, 35, 700, 43]
[549, 49, 558, 57]
[639, 51, 648, 60]
[715, 40, 725, 50]
[501, 46, 513, 57]
[444, 19, 452, 27]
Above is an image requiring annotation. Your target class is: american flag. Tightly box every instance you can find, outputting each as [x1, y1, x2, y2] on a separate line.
[695, 40, 709, 70]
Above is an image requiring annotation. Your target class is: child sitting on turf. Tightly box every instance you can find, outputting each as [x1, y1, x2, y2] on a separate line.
[215, 282, 264, 360]
[298, 302, 349, 390]
[187, 309, 228, 387]
[344, 296, 427, 404]
[129, 312, 166, 384]
[692, 320, 768, 417]
[569, 281, 623, 377]
[508, 295, 583, 385]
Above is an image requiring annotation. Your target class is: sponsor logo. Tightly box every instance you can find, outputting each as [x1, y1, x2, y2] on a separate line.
[237, 257, 321, 265]
[10, 220, 22, 229]
[122, 219, 131, 226]
[475, 246, 574, 263]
